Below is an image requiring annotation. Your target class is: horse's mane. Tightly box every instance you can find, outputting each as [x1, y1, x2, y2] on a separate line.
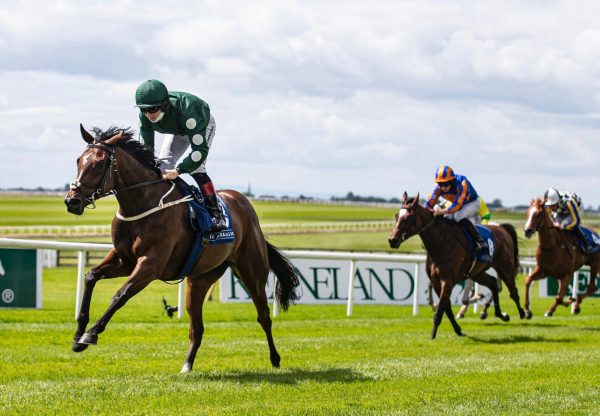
[92, 126, 161, 174]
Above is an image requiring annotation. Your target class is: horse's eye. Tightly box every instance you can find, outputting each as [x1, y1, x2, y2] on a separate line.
[94, 161, 105, 170]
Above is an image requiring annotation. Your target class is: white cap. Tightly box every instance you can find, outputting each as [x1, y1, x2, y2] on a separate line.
[544, 188, 559, 206]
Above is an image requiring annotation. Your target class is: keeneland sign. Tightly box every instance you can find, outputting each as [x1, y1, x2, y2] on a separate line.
[221, 258, 478, 306]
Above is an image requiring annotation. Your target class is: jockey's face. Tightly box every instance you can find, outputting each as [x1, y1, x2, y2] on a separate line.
[439, 182, 452, 192]
[144, 107, 163, 122]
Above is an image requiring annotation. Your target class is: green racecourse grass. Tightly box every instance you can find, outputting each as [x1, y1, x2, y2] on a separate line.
[0, 268, 599, 415]
[1, 195, 600, 414]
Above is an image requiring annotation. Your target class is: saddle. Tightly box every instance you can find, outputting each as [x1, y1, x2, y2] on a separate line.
[171, 178, 235, 281]
[576, 227, 600, 256]
[462, 225, 495, 264]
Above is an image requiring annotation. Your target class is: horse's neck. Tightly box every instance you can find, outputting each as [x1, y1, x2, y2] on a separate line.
[418, 215, 448, 253]
[113, 150, 166, 212]
[537, 210, 560, 249]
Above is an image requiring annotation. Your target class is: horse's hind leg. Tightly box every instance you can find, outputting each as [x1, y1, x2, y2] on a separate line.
[232, 263, 281, 368]
[573, 263, 598, 314]
[472, 272, 509, 322]
[496, 267, 526, 320]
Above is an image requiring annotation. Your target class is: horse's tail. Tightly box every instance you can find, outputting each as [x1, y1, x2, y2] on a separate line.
[266, 241, 300, 311]
[500, 223, 519, 272]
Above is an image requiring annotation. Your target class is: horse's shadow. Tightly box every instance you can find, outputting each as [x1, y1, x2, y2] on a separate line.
[466, 334, 577, 344]
[183, 367, 372, 385]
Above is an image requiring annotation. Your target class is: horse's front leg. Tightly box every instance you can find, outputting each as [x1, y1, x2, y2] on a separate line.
[78, 256, 158, 346]
[432, 280, 452, 340]
[73, 249, 134, 352]
[180, 275, 220, 373]
[523, 267, 544, 319]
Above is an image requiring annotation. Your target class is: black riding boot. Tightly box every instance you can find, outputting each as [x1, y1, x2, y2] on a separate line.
[191, 173, 227, 233]
[458, 218, 487, 252]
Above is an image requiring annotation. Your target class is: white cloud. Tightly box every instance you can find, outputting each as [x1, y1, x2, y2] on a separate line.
[0, 1, 599, 208]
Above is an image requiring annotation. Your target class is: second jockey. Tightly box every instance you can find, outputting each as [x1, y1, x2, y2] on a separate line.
[135, 79, 226, 233]
[425, 165, 488, 256]
[544, 187, 590, 253]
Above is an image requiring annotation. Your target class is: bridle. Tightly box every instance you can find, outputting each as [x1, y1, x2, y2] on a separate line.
[69, 141, 162, 209]
[396, 205, 437, 242]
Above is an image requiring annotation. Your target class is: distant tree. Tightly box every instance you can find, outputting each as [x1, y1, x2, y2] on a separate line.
[487, 198, 503, 209]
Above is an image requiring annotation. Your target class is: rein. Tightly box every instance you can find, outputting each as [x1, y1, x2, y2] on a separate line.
[116, 182, 193, 221]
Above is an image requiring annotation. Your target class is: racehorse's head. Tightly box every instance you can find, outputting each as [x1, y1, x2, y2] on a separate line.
[388, 192, 428, 249]
[523, 198, 546, 239]
[64, 124, 124, 215]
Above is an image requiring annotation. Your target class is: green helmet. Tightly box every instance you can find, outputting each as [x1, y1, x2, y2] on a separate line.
[135, 79, 168, 108]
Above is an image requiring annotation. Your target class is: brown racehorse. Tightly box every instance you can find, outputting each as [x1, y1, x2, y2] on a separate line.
[64, 125, 299, 373]
[388, 193, 525, 339]
[523, 198, 599, 317]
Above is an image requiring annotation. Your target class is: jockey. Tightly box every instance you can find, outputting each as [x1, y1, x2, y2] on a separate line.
[425, 165, 488, 254]
[135, 79, 226, 233]
[544, 187, 589, 251]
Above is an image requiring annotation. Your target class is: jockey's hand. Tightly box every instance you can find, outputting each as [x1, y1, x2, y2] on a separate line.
[434, 208, 448, 216]
[162, 169, 179, 180]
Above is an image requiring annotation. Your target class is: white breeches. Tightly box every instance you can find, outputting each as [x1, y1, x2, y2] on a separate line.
[446, 198, 482, 225]
[159, 115, 216, 174]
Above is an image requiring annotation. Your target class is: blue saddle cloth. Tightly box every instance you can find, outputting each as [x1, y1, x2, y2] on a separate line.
[184, 190, 235, 245]
[578, 227, 600, 255]
[462, 225, 495, 264]
[173, 186, 235, 281]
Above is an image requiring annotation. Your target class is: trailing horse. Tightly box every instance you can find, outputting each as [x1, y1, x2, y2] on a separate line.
[64, 125, 299, 372]
[523, 198, 599, 317]
[388, 193, 525, 339]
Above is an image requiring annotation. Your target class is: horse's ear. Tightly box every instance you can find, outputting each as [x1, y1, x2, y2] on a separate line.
[105, 131, 124, 146]
[415, 192, 420, 205]
[402, 191, 408, 203]
[80, 124, 94, 144]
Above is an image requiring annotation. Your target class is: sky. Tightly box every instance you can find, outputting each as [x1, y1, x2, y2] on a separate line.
[1, 0, 600, 208]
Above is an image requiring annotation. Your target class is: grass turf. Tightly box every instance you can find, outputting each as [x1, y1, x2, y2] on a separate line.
[0, 267, 599, 415]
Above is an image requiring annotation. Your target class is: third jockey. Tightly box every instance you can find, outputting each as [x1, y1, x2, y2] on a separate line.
[135, 79, 226, 233]
[425, 165, 488, 256]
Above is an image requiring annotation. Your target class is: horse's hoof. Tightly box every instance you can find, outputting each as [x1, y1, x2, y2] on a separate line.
[479, 312, 488, 320]
[524, 310, 533, 320]
[544, 311, 553, 318]
[270, 354, 281, 368]
[180, 363, 192, 373]
[497, 313, 510, 322]
[519, 310, 526, 320]
[456, 313, 464, 319]
[72, 340, 89, 353]
[571, 305, 581, 315]
[78, 333, 98, 345]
